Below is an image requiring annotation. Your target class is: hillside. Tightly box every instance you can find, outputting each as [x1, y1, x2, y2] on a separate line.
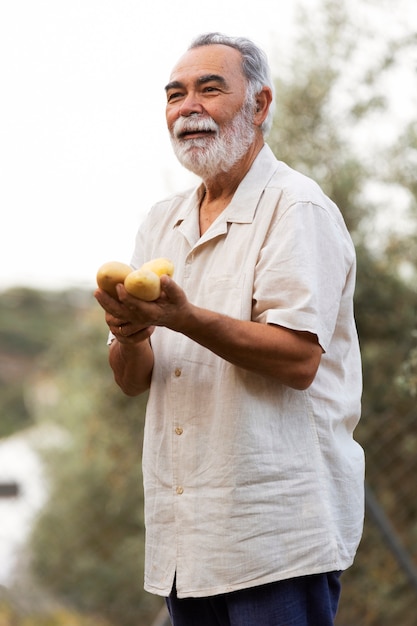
[0, 287, 93, 437]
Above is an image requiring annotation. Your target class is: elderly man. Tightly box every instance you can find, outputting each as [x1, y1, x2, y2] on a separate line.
[95, 32, 364, 626]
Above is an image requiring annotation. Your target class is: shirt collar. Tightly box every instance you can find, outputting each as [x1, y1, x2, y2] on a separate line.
[225, 144, 279, 224]
[174, 144, 279, 228]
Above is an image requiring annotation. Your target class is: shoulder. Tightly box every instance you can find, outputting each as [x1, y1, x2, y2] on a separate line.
[257, 145, 337, 213]
[268, 159, 325, 204]
[265, 159, 349, 236]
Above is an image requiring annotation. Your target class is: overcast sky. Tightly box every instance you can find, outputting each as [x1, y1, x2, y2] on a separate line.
[1, 0, 415, 291]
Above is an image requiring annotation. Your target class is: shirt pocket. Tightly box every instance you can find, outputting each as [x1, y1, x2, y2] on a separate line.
[196, 273, 247, 319]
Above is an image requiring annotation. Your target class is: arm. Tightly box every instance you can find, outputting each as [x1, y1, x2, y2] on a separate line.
[94, 287, 154, 396]
[108, 336, 154, 396]
[173, 302, 322, 390]
[99, 276, 322, 392]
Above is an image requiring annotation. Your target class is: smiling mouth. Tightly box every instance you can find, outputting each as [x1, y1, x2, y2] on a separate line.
[178, 129, 216, 140]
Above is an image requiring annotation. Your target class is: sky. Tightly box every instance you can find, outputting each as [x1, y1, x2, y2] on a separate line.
[0, 0, 416, 291]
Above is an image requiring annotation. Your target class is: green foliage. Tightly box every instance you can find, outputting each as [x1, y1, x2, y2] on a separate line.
[0, 288, 89, 354]
[0, 596, 111, 626]
[0, 380, 30, 436]
[269, 1, 369, 234]
[0, 287, 93, 436]
[397, 339, 417, 398]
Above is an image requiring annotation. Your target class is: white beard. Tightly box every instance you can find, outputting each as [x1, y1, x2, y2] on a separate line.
[170, 102, 255, 179]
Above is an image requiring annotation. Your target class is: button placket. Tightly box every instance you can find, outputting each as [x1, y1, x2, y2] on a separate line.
[174, 421, 184, 494]
[171, 360, 185, 498]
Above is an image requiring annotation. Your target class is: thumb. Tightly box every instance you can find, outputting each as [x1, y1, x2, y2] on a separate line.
[160, 275, 183, 302]
[160, 274, 175, 293]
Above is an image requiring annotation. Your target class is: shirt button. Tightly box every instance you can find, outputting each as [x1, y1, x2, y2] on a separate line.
[176, 486, 184, 495]
[175, 427, 183, 435]
[174, 368, 182, 377]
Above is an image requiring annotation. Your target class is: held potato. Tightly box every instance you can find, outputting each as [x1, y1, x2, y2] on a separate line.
[141, 257, 175, 278]
[124, 257, 175, 301]
[96, 261, 132, 298]
[124, 268, 161, 301]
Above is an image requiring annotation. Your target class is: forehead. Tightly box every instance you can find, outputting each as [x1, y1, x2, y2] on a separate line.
[168, 44, 245, 85]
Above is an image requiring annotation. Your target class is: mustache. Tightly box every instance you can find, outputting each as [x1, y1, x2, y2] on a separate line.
[172, 116, 219, 138]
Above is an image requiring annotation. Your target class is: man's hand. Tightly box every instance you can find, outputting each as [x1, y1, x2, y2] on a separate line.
[94, 276, 188, 396]
[94, 285, 155, 344]
[94, 275, 188, 343]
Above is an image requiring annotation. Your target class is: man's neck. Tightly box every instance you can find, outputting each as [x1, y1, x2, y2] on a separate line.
[198, 140, 264, 235]
[202, 139, 264, 203]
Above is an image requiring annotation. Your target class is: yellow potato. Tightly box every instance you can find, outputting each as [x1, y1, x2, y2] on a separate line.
[124, 268, 161, 301]
[96, 261, 132, 298]
[141, 257, 175, 278]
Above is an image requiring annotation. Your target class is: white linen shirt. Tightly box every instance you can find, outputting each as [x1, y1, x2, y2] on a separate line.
[131, 144, 364, 599]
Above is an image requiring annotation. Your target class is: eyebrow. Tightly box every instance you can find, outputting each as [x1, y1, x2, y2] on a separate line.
[164, 74, 228, 93]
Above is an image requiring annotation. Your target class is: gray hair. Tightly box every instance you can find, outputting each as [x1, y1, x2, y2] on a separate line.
[189, 32, 275, 136]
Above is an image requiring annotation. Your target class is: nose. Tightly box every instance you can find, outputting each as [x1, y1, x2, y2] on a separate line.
[178, 92, 204, 117]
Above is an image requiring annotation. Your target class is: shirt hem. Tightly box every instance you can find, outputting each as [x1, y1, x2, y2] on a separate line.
[144, 558, 354, 599]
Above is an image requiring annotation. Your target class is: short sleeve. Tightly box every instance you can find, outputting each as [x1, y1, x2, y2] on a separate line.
[252, 201, 355, 352]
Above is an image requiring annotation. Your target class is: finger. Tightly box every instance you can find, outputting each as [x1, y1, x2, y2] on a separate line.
[116, 284, 154, 311]
[118, 325, 155, 344]
[95, 288, 132, 322]
[94, 287, 121, 311]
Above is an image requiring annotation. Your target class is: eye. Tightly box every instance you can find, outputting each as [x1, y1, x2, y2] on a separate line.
[167, 91, 184, 103]
[203, 86, 220, 94]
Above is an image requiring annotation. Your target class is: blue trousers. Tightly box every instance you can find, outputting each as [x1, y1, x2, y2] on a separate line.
[166, 572, 342, 626]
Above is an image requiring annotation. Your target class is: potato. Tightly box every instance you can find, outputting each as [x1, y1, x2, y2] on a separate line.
[98, 257, 174, 302]
[96, 261, 132, 298]
[124, 268, 161, 301]
[124, 258, 174, 301]
[141, 257, 175, 278]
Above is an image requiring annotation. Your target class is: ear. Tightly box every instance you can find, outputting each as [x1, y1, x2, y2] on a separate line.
[254, 86, 273, 128]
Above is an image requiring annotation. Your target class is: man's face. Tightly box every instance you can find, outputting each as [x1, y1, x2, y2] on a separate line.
[165, 44, 256, 178]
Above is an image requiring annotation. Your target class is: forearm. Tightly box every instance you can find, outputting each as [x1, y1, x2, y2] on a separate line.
[109, 337, 154, 396]
[172, 304, 322, 390]
[96, 278, 321, 392]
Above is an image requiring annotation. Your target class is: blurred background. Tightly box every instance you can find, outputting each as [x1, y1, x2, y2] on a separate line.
[1, 0, 417, 624]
